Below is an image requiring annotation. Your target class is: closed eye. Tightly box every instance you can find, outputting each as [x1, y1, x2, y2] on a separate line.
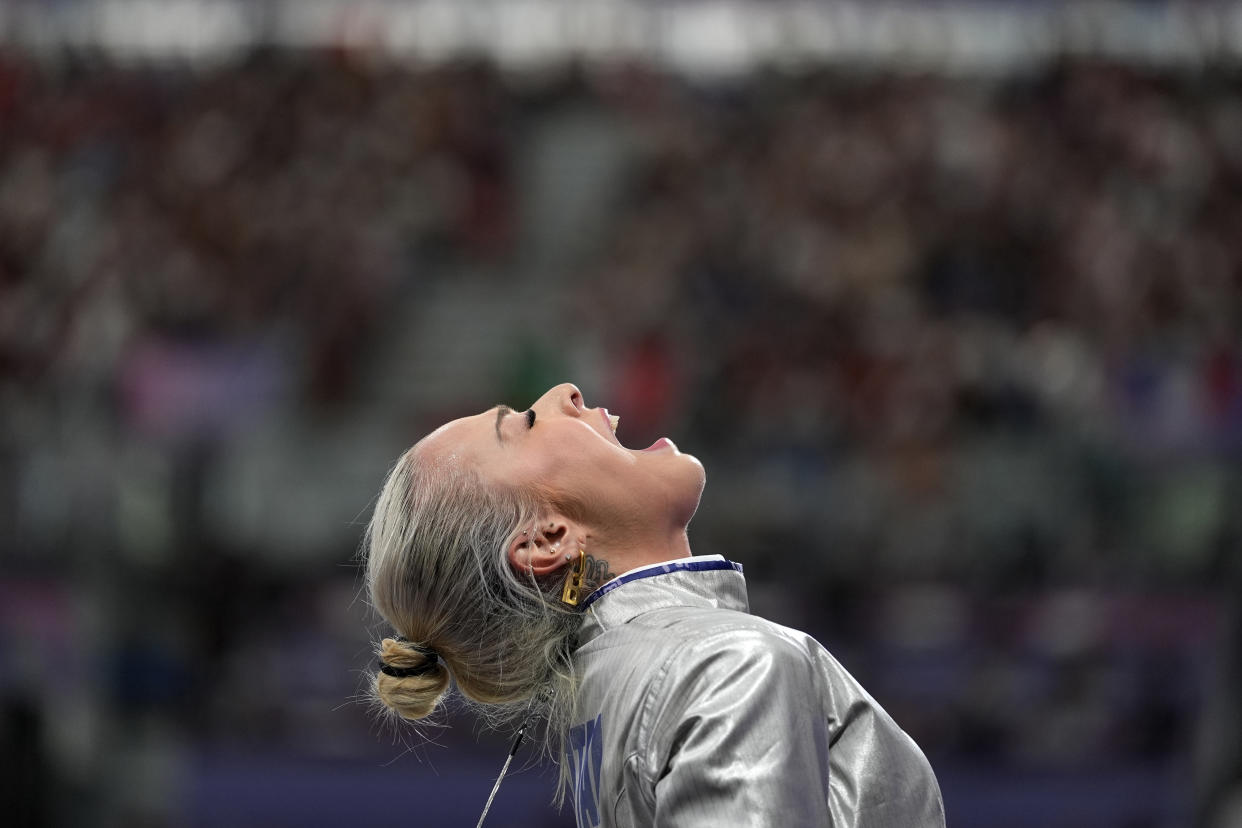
[525, 409, 536, 428]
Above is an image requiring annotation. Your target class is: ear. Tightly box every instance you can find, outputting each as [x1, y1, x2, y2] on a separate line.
[506, 514, 580, 577]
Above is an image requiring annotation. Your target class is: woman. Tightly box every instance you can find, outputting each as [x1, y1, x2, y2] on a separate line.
[365, 383, 945, 827]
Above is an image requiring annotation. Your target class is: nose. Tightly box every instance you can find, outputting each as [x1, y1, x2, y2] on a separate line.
[537, 382, 583, 417]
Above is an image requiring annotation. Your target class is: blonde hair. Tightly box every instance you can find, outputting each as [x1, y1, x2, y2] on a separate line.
[363, 445, 583, 798]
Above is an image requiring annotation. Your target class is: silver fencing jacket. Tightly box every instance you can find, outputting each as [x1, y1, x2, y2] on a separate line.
[567, 556, 946, 828]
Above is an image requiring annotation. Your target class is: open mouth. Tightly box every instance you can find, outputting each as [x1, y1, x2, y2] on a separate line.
[599, 407, 677, 452]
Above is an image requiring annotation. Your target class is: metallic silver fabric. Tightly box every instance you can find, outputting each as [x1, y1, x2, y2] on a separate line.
[567, 558, 946, 828]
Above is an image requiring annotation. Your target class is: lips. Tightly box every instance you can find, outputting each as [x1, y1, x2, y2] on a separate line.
[642, 437, 676, 452]
[596, 407, 626, 447]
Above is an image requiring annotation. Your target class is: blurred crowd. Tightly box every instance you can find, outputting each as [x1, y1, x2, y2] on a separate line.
[578, 64, 1242, 581]
[0, 53, 518, 420]
[619, 65, 1242, 451]
[0, 52, 1238, 826]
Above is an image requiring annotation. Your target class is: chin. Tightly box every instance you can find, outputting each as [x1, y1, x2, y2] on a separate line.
[672, 453, 707, 526]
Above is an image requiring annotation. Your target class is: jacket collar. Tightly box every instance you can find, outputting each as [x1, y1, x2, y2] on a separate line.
[576, 556, 747, 647]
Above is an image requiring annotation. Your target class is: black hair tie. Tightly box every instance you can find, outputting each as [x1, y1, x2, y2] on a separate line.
[381, 636, 440, 678]
[380, 660, 438, 678]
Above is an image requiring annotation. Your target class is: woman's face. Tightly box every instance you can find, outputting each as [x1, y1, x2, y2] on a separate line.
[419, 383, 705, 534]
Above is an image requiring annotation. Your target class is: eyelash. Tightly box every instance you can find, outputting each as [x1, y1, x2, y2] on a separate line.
[525, 409, 536, 428]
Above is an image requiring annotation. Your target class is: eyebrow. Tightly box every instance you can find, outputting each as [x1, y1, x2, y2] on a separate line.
[494, 405, 514, 444]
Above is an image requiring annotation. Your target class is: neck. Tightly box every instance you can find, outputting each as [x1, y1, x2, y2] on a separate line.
[580, 527, 692, 593]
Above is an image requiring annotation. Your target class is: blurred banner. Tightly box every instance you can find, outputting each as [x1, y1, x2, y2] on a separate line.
[5, 1, 1242, 71]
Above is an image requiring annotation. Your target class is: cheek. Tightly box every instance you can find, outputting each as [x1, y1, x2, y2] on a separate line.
[511, 439, 592, 501]
[551, 450, 637, 517]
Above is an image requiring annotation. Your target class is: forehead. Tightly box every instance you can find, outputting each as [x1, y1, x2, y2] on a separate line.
[416, 407, 521, 475]
[419, 410, 490, 455]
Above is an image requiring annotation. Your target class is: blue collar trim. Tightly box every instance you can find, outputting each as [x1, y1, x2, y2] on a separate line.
[580, 558, 744, 610]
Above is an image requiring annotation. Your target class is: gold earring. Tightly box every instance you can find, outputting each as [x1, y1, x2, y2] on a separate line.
[560, 548, 586, 606]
